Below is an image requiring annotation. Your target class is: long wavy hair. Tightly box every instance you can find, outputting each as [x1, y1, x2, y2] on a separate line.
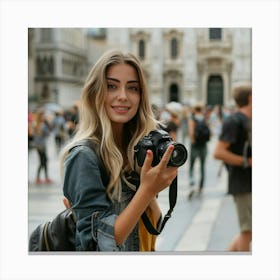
[61, 50, 159, 200]
[34, 109, 45, 136]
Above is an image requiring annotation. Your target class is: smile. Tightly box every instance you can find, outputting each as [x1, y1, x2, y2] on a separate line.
[112, 106, 130, 113]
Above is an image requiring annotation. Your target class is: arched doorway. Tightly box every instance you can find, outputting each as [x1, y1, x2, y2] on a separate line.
[169, 83, 179, 102]
[207, 75, 223, 105]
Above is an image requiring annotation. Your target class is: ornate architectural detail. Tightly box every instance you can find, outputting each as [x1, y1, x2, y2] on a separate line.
[28, 28, 251, 108]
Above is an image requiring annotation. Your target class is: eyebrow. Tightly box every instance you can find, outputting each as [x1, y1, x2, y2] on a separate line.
[106, 77, 140, 84]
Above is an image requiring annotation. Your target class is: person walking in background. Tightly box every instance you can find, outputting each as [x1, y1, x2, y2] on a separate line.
[65, 104, 79, 138]
[52, 110, 67, 152]
[163, 101, 183, 141]
[28, 110, 35, 150]
[209, 105, 228, 138]
[60, 50, 178, 251]
[214, 84, 252, 251]
[151, 104, 161, 121]
[188, 103, 210, 199]
[33, 108, 53, 184]
[180, 105, 190, 144]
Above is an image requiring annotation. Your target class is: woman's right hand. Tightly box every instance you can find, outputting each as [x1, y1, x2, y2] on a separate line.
[139, 145, 178, 196]
[114, 145, 178, 245]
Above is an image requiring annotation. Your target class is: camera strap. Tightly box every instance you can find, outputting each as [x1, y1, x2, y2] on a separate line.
[141, 177, 177, 235]
[126, 171, 178, 235]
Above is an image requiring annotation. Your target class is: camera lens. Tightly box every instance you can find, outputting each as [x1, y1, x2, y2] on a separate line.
[169, 143, 188, 167]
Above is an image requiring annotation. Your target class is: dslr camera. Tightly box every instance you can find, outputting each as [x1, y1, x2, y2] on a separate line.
[134, 129, 188, 167]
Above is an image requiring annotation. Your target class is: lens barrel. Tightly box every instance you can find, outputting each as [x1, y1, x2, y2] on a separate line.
[169, 143, 188, 167]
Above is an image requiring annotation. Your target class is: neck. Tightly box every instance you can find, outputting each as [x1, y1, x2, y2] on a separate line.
[112, 123, 129, 167]
[239, 106, 251, 118]
[112, 123, 124, 149]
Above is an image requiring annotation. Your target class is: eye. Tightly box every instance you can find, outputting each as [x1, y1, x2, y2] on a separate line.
[107, 83, 117, 90]
[128, 85, 140, 92]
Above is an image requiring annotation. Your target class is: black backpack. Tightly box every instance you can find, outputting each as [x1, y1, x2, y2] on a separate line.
[29, 208, 76, 251]
[193, 117, 210, 144]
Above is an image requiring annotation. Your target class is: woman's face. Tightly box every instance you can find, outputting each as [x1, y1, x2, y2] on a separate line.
[105, 63, 141, 128]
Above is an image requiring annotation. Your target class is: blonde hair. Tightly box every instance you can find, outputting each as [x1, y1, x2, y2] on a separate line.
[34, 108, 45, 135]
[61, 50, 158, 200]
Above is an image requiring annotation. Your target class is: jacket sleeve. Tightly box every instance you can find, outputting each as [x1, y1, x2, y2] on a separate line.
[63, 145, 123, 251]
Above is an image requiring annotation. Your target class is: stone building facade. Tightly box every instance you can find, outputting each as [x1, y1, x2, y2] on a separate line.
[28, 28, 251, 109]
[28, 28, 88, 108]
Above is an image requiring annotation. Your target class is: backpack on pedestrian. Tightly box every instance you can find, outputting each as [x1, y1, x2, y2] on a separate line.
[193, 117, 210, 145]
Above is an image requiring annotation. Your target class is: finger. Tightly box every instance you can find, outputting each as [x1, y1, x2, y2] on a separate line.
[158, 145, 174, 169]
[141, 149, 153, 172]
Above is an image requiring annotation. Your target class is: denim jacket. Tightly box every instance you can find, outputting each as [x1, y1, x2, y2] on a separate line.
[63, 145, 139, 251]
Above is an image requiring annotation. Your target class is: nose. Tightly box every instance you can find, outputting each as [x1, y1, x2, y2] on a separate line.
[117, 86, 128, 101]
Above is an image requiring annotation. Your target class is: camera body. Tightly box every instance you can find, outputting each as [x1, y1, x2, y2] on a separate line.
[134, 129, 188, 167]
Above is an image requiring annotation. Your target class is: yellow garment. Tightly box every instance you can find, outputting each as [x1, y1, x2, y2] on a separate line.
[139, 207, 158, 251]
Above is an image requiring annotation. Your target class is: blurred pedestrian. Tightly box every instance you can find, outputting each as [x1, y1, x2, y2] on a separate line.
[52, 110, 67, 152]
[163, 101, 182, 141]
[180, 105, 190, 143]
[33, 108, 53, 184]
[28, 111, 34, 149]
[188, 103, 210, 199]
[60, 50, 178, 251]
[214, 84, 252, 251]
[209, 105, 227, 137]
[151, 103, 161, 121]
[66, 104, 79, 137]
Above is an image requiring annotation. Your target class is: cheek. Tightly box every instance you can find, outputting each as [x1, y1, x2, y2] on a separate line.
[131, 97, 141, 115]
[132, 94, 141, 108]
[104, 94, 112, 109]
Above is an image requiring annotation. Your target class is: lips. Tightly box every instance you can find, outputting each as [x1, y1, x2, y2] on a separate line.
[112, 106, 130, 113]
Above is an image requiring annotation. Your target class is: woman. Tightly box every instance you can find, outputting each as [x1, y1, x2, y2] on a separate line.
[60, 50, 178, 251]
[33, 109, 53, 184]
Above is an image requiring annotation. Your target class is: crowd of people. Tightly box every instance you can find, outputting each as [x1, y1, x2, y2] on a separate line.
[28, 50, 251, 253]
[28, 104, 79, 184]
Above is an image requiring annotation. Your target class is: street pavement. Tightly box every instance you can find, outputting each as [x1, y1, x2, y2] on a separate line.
[28, 131, 239, 253]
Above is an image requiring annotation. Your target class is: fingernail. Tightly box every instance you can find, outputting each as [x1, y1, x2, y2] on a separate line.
[147, 150, 152, 156]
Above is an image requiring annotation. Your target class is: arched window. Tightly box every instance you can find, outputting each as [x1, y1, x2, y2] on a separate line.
[48, 56, 54, 74]
[36, 56, 42, 75]
[139, 40, 145, 59]
[42, 56, 48, 75]
[171, 38, 178, 59]
[41, 83, 50, 99]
